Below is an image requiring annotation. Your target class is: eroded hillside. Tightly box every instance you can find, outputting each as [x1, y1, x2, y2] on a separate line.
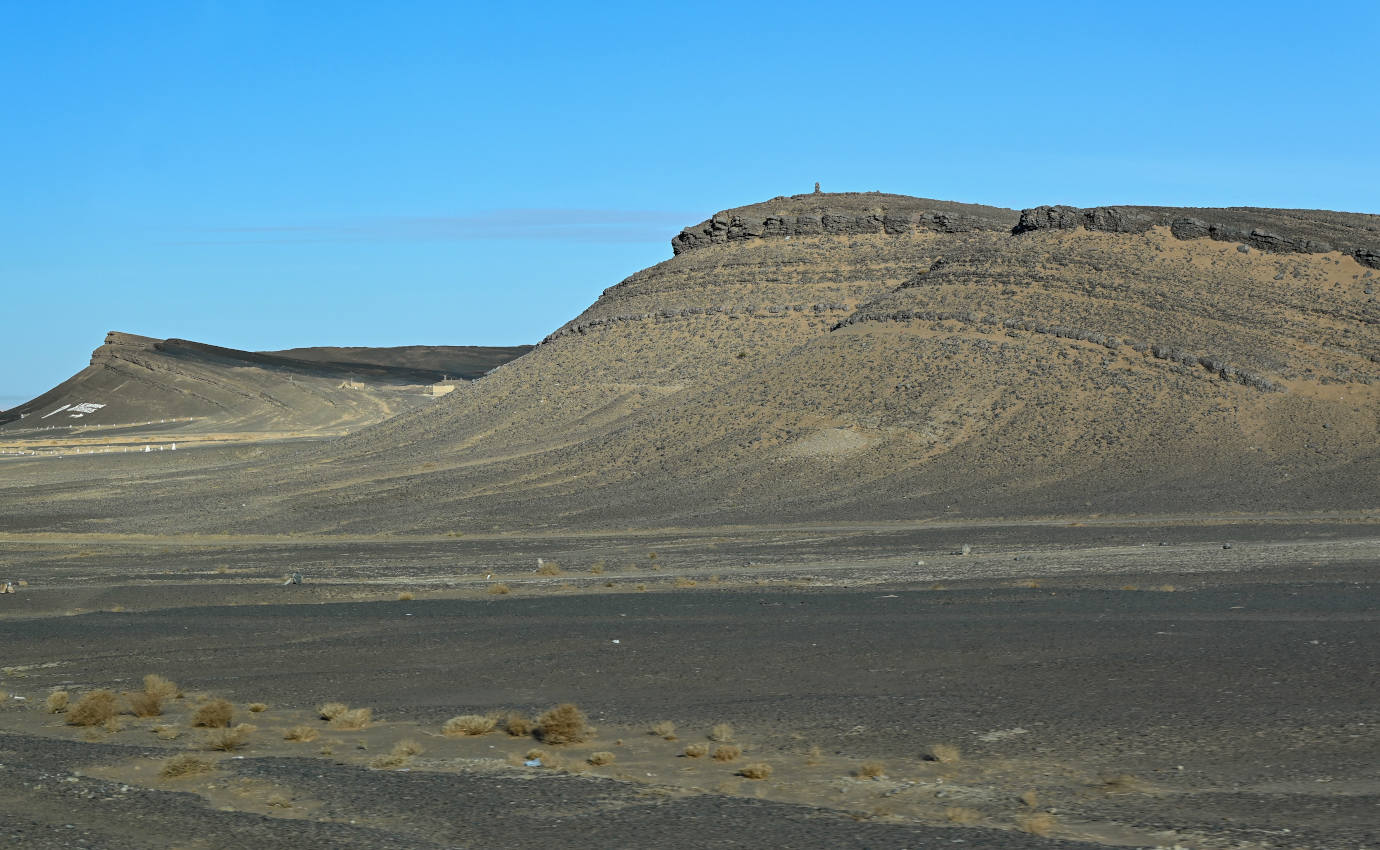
[3, 193, 1377, 533]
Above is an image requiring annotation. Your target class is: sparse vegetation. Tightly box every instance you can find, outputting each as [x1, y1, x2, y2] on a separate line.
[393, 739, 423, 756]
[318, 702, 348, 721]
[805, 744, 823, 766]
[45, 690, 70, 714]
[192, 698, 234, 729]
[945, 806, 982, 825]
[160, 754, 215, 778]
[673, 577, 697, 588]
[926, 743, 960, 763]
[488, 583, 511, 595]
[396, 591, 414, 601]
[503, 710, 531, 736]
[143, 674, 180, 701]
[284, 725, 319, 742]
[536, 703, 588, 744]
[683, 743, 708, 758]
[587, 751, 616, 766]
[737, 762, 772, 779]
[1095, 773, 1146, 794]
[1020, 789, 1039, 808]
[1019, 812, 1058, 836]
[203, 723, 255, 751]
[331, 707, 372, 730]
[126, 690, 164, 718]
[536, 560, 562, 576]
[650, 720, 676, 740]
[709, 723, 734, 742]
[248, 702, 268, 713]
[712, 744, 742, 762]
[856, 760, 886, 779]
[443, 714, 496, 736]
[65, 690, 118, 727]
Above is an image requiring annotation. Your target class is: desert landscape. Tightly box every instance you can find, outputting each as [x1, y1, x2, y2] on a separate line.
[1, 191, 1376, 848]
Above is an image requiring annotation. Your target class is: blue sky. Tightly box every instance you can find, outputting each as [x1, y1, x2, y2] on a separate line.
[2, 1, 1377, 406]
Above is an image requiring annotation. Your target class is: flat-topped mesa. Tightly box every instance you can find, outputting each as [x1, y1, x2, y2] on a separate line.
[671, 192, 1019, 255]
[1015, 204, 1380, 269]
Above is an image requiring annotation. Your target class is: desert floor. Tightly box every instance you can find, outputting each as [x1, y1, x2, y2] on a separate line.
[0, 519, 1376, 849]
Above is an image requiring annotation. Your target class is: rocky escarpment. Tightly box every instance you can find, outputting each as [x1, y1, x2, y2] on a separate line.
[672, 192, 1018, 254]
[1014, 204, 1380, 268]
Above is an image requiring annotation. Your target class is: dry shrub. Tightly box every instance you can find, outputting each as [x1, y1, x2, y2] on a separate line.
[536, 703, 588, 744]
[503, 711, 531, 737]
[160, 754, 214, 778]
[265, 794, 292, 809]
[737, 762, 772, 780]
[331, 707, 372, 730]
[284, 725, 319, 742]
[525, 748, 547, 761]
[143, 674, 180, 701]
[650, 721, 676, 740]
[805, 745, 823, 766]
[535, 561, 562, 576]
[45, 690, 70, 714]
[192, 698, 234, 729]
[247, 702, 268, 713]
[587, 751, 616, 766]
[1019, 812, 1057, 836]
[589, 562, 605, 575]
[488, 583, 511, 595]
[152, 724, 181, 740]
[203, 724, 255, 751]
[856, 760, 886, 779]
[370, 752, 407, 769]
[712, 744, 742, 762]
[126, 691, 163, 718]
[318, 702, 348, 721]
[683, 743, 708, 758]
[673, 577, 697, 588]
[443, 714, 496, 737]
[709, 723, 734, 742]
[635, 583, 647, 592]
[926, 744, 960, 764]
[396, 592, 415, 601]
[65, 690, 118, 727]
[1019, 789, 1039, 808]
[945, 806, 982, 825]
[393, 739, 423, 756]
[103, 716, 124, 733]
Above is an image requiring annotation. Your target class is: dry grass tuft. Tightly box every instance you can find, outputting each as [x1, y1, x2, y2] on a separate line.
[126, 690, 164, 718]
[926, 744, 960, 764]
[265, 793, 292, 808]
[247, 702, 268, 713]
[536, 703, 588, 744]
[396, 592, 415, 601]
[805, 744, 823, 766]
[587, 751, 616, 766]
[588, 562, 605, 575]
[284, 725, 319, 742]
[192, 698, 234, 729]
[160, 754, 215, 778]
[331, 707, 372, 730]
[712, 744, 742, 762]
[709, 723, 734, 742]
[650, 720, 676, 740]
[535, 560, 562, 576]
[143, 674, 180, 701]
[318, 702, 348, 721]
[1019, 789, 1039, 808]
[682, 743, 708, 758]
[1019, 812, 1058, 836]
[855, 760, 886, 779]
[370, 752, 408, 769]
[673, 577, 697, 588]
[152, 724, 181, 740]
[737, 762, 772, 780]
[945, 806, 982, 825]
[45, 690, 70, 714]
[65, 690, 118, 727]
[487, 583, 511, 595]
[103, 716, 124, 733]
[525, 748, 547, 761]
[503, 711, 532, 737]
[393, 739, 424, 756]
[442, 714, 496, 737]
[203, 723, 255, 751]
[635, 583, 647, 592]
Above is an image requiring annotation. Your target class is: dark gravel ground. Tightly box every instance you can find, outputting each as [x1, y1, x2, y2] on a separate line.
[0, 557, 1375, 849]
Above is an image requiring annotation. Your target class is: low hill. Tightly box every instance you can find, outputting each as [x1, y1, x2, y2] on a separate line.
[0, 333, 531, 452]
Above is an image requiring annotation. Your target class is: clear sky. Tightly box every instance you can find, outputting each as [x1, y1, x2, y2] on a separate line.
[2, 1, 1377, 406]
